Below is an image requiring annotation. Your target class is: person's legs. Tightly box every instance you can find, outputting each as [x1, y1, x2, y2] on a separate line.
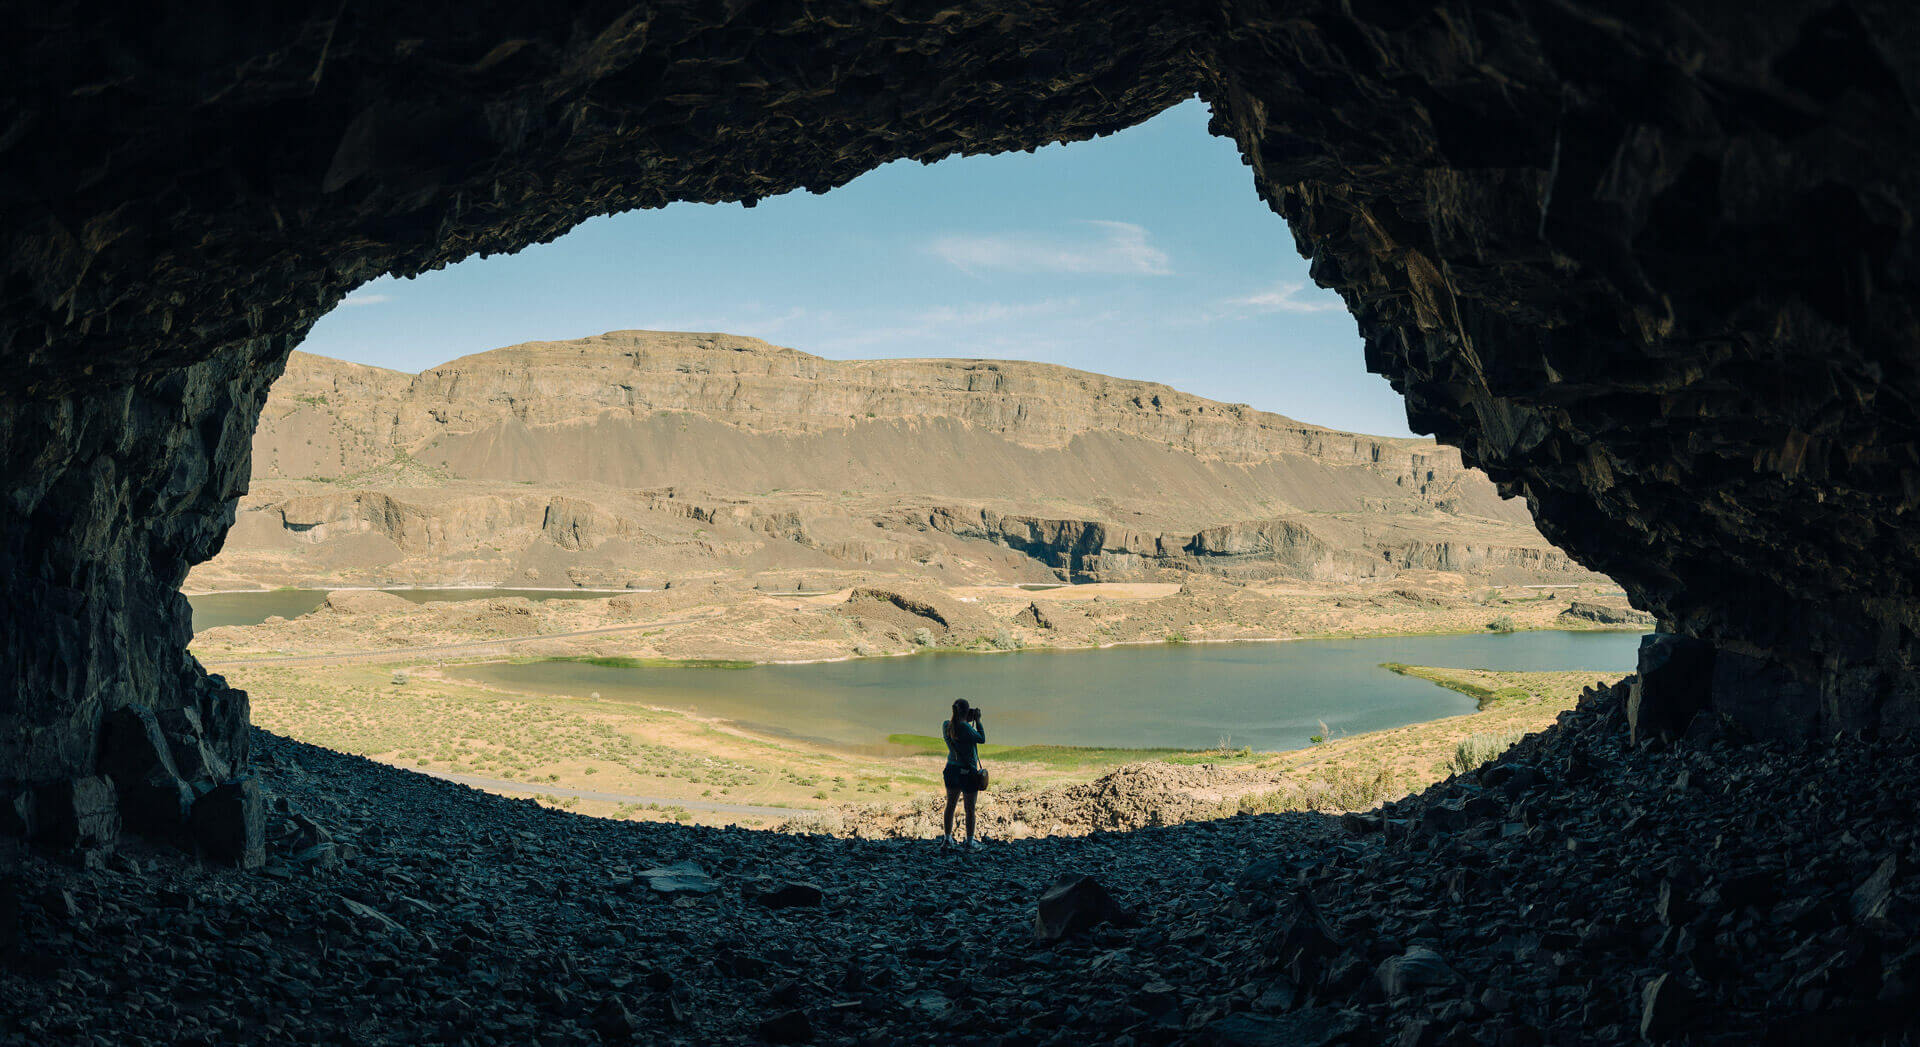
[962, 789, 977, 843]
[943, 785, 960, 842]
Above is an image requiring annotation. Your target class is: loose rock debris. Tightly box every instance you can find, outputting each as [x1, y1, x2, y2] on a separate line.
[2, 682, 1917, 1045]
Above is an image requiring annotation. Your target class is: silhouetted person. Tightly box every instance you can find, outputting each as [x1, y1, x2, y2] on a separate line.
[942, 698, 986, 848]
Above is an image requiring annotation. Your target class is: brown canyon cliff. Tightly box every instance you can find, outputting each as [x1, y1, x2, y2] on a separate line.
[192, 330, 1598, 591]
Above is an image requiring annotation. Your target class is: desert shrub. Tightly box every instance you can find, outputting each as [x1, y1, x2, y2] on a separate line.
[1218, 789, 1305, 817]
[989, 628, 1019, 651]
[1207, 736, 1253, 760]
[911, 627, 934, 647]
[1449, 730, 1525, 775]
[1486, 614, 1517, 633]
[1227, 765, 1404, 817]
[1309, 765, 1400, 812]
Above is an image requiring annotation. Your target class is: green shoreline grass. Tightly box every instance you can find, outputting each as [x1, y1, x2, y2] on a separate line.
[1380, 662, 1618, 712]
[1299, 621, 1641, 641]
[1380, 662, 1507, 705]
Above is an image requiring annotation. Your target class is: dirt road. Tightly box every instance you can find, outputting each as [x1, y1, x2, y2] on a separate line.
[204, 612, 725, 668]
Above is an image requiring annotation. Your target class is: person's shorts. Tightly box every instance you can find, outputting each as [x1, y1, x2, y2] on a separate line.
[943, 765, 980, 792]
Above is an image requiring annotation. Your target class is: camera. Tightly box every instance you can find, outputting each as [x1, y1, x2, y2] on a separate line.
[969, 708, 983, 721]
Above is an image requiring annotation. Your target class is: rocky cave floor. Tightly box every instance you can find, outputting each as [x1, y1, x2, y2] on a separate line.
[2, 685, 1917, 1047]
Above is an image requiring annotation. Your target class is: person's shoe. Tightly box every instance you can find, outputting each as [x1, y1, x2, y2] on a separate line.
[964, 838, 981, 851]
[939, 834, 954, 849]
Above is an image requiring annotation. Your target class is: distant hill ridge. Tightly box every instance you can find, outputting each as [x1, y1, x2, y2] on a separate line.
[257, 330, 1517, 518]
[275, 329, 1403, 462]
[196, 330, 1592, 591]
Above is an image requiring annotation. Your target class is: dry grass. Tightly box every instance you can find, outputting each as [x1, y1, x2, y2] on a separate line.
[1233, 665, 1616, 816]
[1449, 730, 1527, 775]
[228, 662, 935, 827]
[218, 654, 1617, 834]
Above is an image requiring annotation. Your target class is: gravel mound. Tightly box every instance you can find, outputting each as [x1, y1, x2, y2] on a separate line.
[317, 590, 414, 615]
[833, 761, 1268, 839]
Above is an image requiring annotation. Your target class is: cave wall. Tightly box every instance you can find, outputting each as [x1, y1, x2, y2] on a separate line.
[3, 0, 1917, 850]
[1, 340, 277, 854]
[1204, 1, 1920, 738]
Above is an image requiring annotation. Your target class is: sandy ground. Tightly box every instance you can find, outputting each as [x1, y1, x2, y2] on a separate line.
[191, 573, 1643, 834]
[223, 660, 1003, 830]
[214, 643, 1613, 838]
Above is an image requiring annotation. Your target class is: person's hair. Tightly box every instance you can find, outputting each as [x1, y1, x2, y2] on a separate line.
[947, 698, 971, 741]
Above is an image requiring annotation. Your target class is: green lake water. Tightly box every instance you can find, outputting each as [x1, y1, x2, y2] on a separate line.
[186, 588, 619, 633]
[445, 631, 1642, 753]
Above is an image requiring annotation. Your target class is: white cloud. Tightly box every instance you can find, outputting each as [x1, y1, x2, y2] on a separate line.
[929, 221, 1171, 276]
[824, 299, 1080, 353]
[339, 292, 394, 307]
[637, 306, 821, 339]
[910, 300, 1075, 328]
[1222, 280, 1344, 315]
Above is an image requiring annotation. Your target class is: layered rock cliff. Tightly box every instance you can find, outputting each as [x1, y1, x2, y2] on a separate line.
[198, 336, 1590, 590]
[257, 333, 1518, 508]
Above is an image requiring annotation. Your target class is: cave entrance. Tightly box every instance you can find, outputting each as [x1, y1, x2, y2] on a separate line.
[11, 0, 1901, 871]
[11, 10, 1918, 1044]
[179, 99, 1634, 835]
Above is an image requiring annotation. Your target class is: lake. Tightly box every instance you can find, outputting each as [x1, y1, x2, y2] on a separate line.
[446, 631, 1642, 753]
[186, 588, 620, 633]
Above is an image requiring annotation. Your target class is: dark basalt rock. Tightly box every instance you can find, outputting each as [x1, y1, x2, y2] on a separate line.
[1639, 972, 1697, 1041]
[592, 996, 642, 1043]
[1849, 855, 1899, 927]
[3, 2, 1920, 845]
[1629, 634, 1716, 746]
[97, 705, 193, 839]
[755, 882, 826, 909]
[1373, 946, 1458, 1000]
[0, 704, 1915, 1044]
[1034, 873, 1138, 941]
[753, 1009, 815, 1044]
[639, 861, 720, 896]
[29, 776, 117, 854]
[1212, 5, 1920, 742]
[1203, 1010, 1362, 1047]
[187, 778, 264, 870]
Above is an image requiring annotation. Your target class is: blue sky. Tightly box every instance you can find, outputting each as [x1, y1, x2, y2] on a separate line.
[303, 98, 1415, 437]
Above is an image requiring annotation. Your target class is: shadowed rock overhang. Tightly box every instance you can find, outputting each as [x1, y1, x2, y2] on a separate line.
[3, 0, 1917, 850]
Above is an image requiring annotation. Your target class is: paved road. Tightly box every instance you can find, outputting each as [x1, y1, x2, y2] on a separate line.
[206, 611, 725, 668]
[421, 769, 800, 818]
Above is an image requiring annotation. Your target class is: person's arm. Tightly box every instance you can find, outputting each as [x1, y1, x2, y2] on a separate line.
[966, 719, 985, 744]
